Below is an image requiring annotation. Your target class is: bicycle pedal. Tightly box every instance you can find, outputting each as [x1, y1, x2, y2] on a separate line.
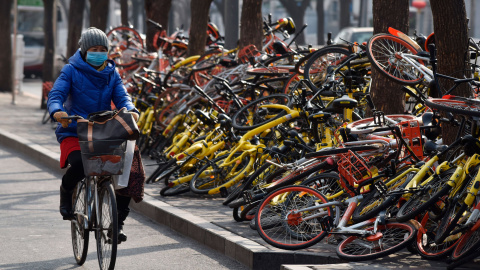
[320, 216, 333, 232]
[374, 181, 388, 195]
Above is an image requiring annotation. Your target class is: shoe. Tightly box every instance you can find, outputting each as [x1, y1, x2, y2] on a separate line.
[118, 225, 127, 243]
[60, 185, 73, 220]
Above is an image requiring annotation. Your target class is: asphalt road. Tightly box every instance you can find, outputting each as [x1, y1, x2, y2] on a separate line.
[0, 143, 247, 270]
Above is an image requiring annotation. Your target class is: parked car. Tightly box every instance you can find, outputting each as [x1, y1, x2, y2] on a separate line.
[333, 27, 374, 45]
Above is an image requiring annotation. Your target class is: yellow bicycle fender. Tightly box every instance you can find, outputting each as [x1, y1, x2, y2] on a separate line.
[208, 157, 255, 195]
[171, 173, 195, 186]
[465, 154, 480, 175]
[170, 55, 200, 71]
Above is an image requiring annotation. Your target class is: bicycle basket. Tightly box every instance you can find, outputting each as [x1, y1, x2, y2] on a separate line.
[79, 139, 127, 176]
[238, 44, 261, 64]
[337, 150, 372, 186]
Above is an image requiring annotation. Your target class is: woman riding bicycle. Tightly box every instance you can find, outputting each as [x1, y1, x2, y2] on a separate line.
[47, 27, 139, 243]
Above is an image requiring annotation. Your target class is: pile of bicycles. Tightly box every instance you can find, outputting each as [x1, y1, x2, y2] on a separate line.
[106, 17, 480, 268]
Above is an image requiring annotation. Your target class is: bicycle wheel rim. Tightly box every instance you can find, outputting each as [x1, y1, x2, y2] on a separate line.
[96, 181, 118, 270]
[304, 46, 352, 91]
[336, 222, 416, 261]
[255, 185, 332, 250]
[451, 220, 480, 260]
[71, 181, 89, 265]
[232, 94, 292, 131]
[426, 98, 480, 117]
[416, 212, 459, 259]
[367, 34, 423, 85]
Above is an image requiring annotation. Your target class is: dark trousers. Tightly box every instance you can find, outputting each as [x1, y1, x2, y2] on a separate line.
[62, 150, 131, 225]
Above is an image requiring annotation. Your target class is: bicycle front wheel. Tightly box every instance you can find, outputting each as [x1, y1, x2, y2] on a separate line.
[71, 180, 89, 265]
[96, 180, 118, 270]
[425, 97, 480, 117]
[336, 221, 416, 261]
[367, 34, 424, 85]
[232, 94, 292, 131]
[255, 185, 333, 250]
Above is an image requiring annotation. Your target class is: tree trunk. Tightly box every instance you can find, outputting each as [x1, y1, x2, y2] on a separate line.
[0, 0, 13, 92]
[186, 0, 213, 57]
[121, 0, 129, 26]
[339, 0, 351, 30]
[317, 0, 325, 45]
[89, 0, 109, 30]
[223, 0, 239, 49]
[430, 0, 470, 144]
[370, 0, 409, 114]
[43, 0, 56, 82]
[66, 0, 85, 58]
[145, 0, 172, 52]
[42, 0, 57, 109]
[278, 0, 310, 45]
[238, 0, 263, 50]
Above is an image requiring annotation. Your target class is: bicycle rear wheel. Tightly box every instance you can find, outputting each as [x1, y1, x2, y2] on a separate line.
[425, 97, 480, 117]
[107, 26, 144, 67]
[232, 94, 292, 131]
[336, 221, 416, 261]
[451, 219, 480, 262]
[367, 34, 424, 85]
[71, 180, 89, 265]
[255, 185, 333, 250]
[303, 46, 352, 91]
[96, 180, 118, 270]
[416, 211, 460, 260]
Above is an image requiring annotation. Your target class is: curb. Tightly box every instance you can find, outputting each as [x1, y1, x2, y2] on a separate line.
[0, 127, 345, 269]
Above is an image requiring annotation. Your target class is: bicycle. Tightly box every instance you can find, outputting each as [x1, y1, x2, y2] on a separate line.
[64, 113, 134, 270]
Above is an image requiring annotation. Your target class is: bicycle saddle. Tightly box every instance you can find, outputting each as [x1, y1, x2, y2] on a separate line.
[332, 95, 358, 109]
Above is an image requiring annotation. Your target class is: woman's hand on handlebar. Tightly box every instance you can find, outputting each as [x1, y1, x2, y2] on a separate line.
[54, 111, 71, 128]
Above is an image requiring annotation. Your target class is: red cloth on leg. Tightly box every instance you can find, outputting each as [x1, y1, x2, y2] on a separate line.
[60, 137, 81, 169]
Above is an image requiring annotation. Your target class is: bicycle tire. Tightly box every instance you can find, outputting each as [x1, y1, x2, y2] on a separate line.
[255, 185, 333, 250]
[71, 180, 89, 265]
[226, 164, 287, 208]
[96, 180, 118, 270]
[299, 172, 348, 202]
[232, 94, 292, 131]
[107, 26, 144, 67]
[425, 98, 480, 117]
[351, 169, 416, 223]
[396, 168, 455, 222]
[146, 158, 176, 184]
[189, 153, 252, 195]
[435, 168, 478, 244]
[240, 201, 260, 221]
[367, 33, 424, 85]
[160, 181, 191, 196]
[42, 108, 51, 124]
[336, 221, 416, 261]
[346, 114, 416, 135]
[451, 219, 480, 262]
[435, 202, 469, 245]
[303, 46, 352, 91]
[416, 211, 460, 260]
[222, 163, 285, 206]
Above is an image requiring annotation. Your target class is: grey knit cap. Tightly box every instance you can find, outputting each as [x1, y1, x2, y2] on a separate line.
[78, 27, 109, 55]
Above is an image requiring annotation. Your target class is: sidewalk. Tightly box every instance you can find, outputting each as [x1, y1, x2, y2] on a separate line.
[0, 80, 476, 270]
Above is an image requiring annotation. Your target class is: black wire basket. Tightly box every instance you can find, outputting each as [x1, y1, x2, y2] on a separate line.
[79, 139, 127, 176]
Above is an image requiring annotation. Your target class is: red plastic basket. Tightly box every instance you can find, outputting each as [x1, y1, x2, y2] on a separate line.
[237, 44, 261, 64]
[337, 150, 373, 186]
[42, 81, 54, 100]
[398, 119, 424, 159]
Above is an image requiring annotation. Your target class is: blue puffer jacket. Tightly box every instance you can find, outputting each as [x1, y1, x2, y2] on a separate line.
[47, 49, 138, 143]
